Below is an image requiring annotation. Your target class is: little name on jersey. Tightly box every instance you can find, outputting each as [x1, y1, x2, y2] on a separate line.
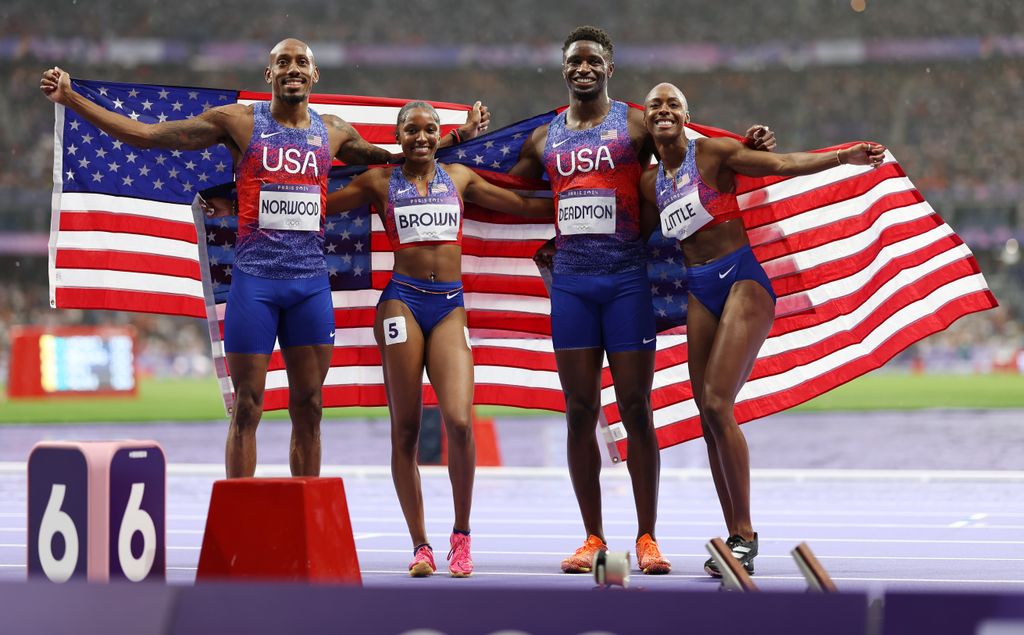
[394, 196, 460, 244]
[660, 185, 713, 240]
[555, 144, 615, 176]
[262, 146, 320, 177]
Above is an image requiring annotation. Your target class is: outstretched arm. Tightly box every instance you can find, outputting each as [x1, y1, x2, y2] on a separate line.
[456, 165, 552, 218]
[326, 170, 380, 215]
[717, 137, 886, 178]
[40, 66, 232, 150]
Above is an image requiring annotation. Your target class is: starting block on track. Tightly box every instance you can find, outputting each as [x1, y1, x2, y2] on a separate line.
[706, 537, 759, 592]
[27, 440, 166, 583]
[792, 542, 839, 592]
[196, 477, 361, 584]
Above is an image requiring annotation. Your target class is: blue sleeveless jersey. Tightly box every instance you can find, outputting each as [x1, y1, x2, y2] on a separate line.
[234, 101, 333, 279]
[542, 101, 645, 275]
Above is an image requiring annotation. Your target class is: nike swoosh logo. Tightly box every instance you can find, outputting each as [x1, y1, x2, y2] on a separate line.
[719, 264, 737, 279]
[396, 187, 413, 195]
[260, 131, 285, 139]
[446, 290, 462, 300]
[552, 138, 571, 148]
[643, 337, 656, 344]
[329, 331, 336, 338]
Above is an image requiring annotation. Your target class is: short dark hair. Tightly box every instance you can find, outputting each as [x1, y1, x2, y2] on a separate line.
[562, 26, 614, 60]
[396, 100, 440, 127]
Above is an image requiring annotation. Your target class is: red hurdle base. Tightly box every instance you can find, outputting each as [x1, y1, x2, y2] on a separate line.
[196, 477, 361, 584]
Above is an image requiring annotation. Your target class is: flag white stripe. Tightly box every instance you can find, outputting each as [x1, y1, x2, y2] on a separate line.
[238, 100, 468, 126]
[759, 177, 917, 238]
[55, 231, 201, 261]
[58, 192, 195, 224]
[736, 152, 896, 209]
[764, 204, 943, 271]
[52, 268, 205, 297]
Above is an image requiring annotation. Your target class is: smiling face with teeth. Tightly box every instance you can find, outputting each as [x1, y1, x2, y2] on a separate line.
[265, 38, 319, 106]
[643, 83, 690, 142]
[562, 40, 614, 102]
[396, 105, 441, 166]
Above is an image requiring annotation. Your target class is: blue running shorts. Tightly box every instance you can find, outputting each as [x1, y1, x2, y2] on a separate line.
[686, 244, 776, 319]
[223, 268, 335, 354]
[377, 273, 464, 337]
[550, 267, 656, 352]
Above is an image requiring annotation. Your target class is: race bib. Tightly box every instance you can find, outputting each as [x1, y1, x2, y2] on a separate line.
[557, 188, 616, 235]
[393, 196, 461, 244]
[659, 184, 714, 240]
[258, 183, 321, 231]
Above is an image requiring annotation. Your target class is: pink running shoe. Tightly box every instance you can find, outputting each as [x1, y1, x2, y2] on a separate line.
[408, 545, 436, 577]
[447, 532, 474, 578]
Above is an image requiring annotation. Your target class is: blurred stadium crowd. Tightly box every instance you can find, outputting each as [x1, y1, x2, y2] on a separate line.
[1, 0, 1022, 379]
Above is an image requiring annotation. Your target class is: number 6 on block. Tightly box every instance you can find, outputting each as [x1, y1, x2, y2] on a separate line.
[27, 441, 166, 582]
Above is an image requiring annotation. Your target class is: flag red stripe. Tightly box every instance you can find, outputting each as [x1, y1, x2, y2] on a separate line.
[742, 163, 905, 229]
[55, 250, 203, 281]
[765, 215, 949, 296]
[749, 190, 924, 261]
[58, 210, 198, 243]
[55, 287, 206, 318]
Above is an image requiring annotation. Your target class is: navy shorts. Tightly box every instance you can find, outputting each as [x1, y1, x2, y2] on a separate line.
[687, 244, 776, 319]
[550, 267, 657, 353]
[378, 273, 464, 336]
[223, 268, 335, 355]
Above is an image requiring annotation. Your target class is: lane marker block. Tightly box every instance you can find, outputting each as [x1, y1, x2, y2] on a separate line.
[196, 477, 361, 584]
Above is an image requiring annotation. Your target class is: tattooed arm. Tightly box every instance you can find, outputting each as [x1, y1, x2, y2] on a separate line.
[40, 66, 235, 150]
[324, 114, 396, 166]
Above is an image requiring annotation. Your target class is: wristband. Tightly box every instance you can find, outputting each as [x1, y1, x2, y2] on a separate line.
[835, 150, 843, 166]
[449, 129, 462, 145]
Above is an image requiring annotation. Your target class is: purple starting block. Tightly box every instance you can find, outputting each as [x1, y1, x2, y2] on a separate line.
[27, 441, 166, 583]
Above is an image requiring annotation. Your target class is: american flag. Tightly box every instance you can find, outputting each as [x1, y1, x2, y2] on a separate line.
[50, 81, 997, 458]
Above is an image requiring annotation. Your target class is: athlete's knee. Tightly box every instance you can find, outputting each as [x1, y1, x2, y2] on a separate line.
[564, 395, 600, 437]
[442, 412, 473, 444]
[392, 420, 420, 456]
[699, 386, 735, 434]
[231, 389, 264, 432]
[616, 394, 653, 434]
[289, 385, 323, 413]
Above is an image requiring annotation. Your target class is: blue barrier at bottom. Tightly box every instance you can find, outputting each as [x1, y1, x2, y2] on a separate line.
[0, 581, 173, 635]
[883, 592, 1024, 635]
[0, 581, 868, 635]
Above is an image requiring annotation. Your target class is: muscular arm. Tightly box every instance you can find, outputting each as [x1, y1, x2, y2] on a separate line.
[326, 169, 383, 215]
[714, 137, 885, 178]
[454, 164, 552, 218]
[41, 66, 233, 150]
[507, 125, 548, 179]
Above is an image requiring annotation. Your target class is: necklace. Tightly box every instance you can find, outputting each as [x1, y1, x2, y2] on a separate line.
[401, 165, 433, 182]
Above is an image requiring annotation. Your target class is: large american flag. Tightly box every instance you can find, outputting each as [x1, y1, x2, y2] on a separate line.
[50, 80, 997, 458]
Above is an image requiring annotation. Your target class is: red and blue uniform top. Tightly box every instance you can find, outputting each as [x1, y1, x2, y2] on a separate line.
[234, 101, 333, 278]
[654, 138, 742, 242]
[382, 161, 464, 251]
[542, 100, 645, 275]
